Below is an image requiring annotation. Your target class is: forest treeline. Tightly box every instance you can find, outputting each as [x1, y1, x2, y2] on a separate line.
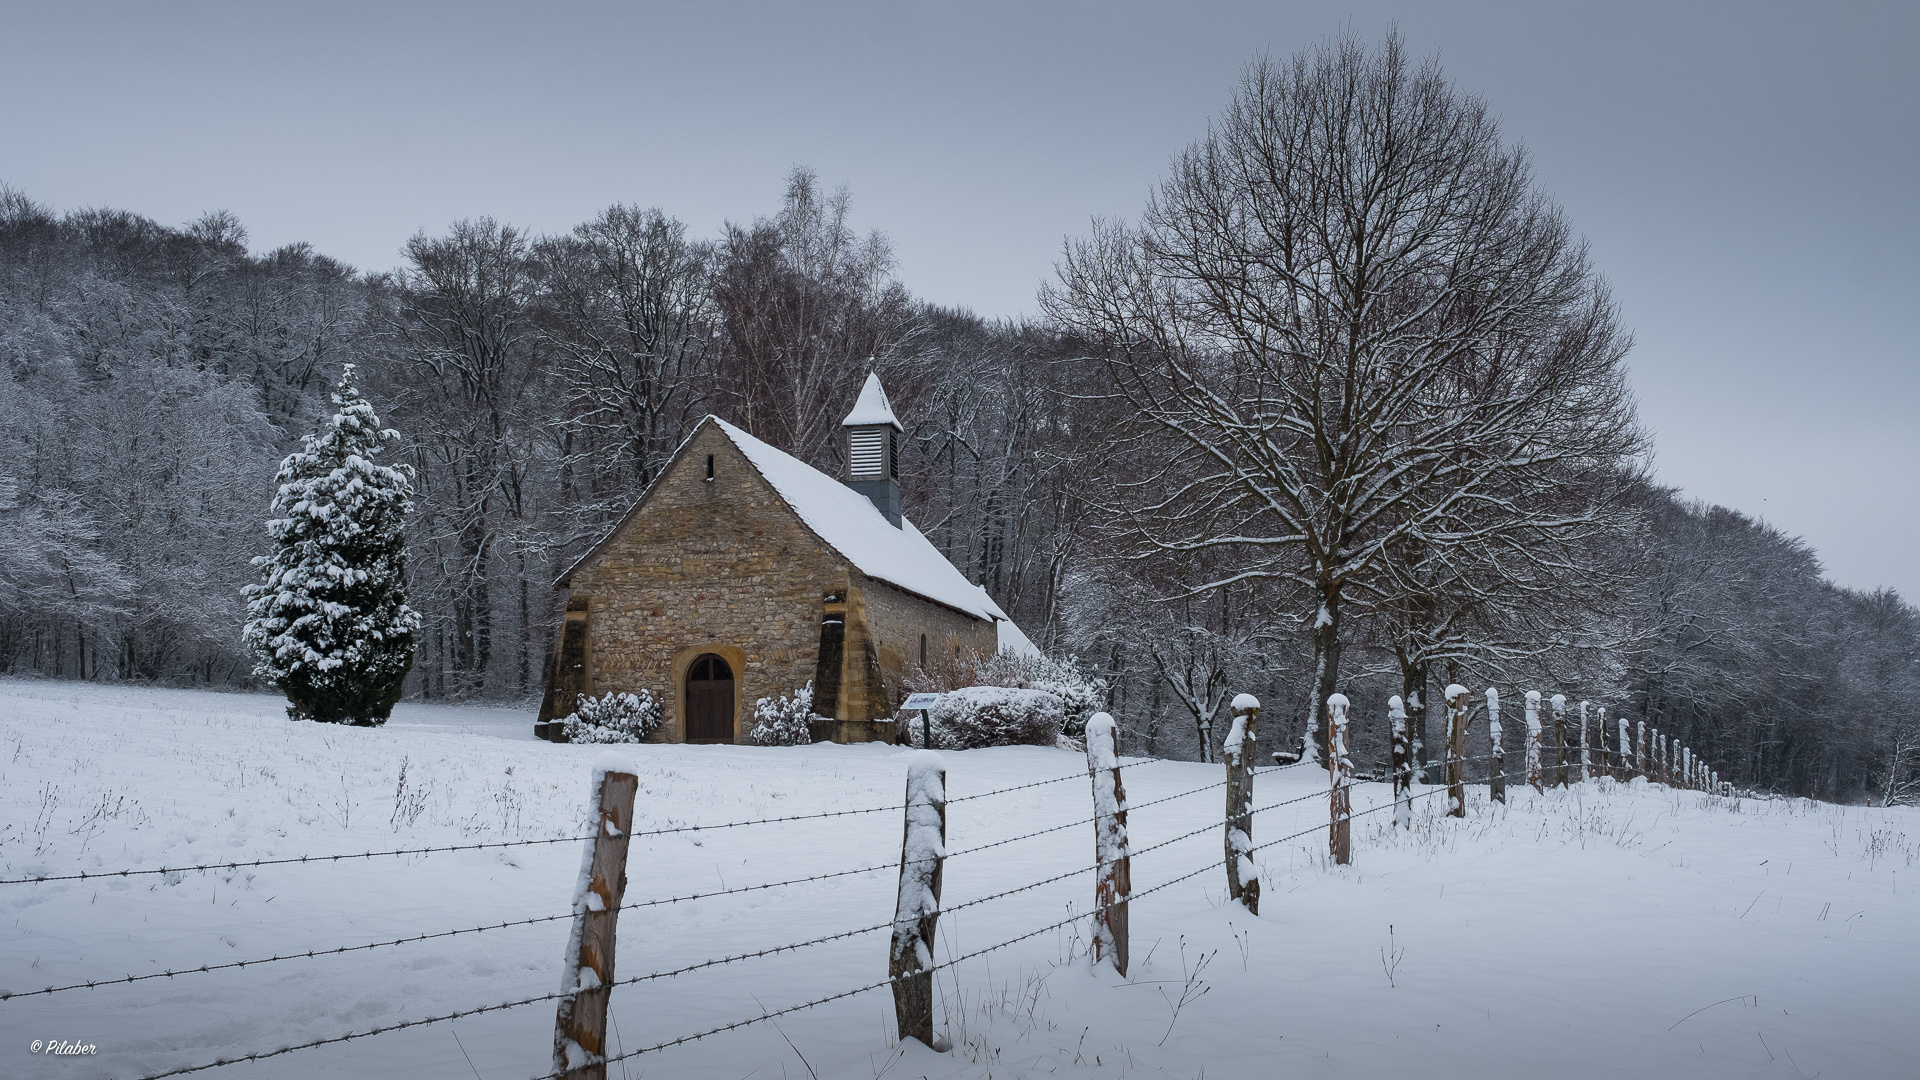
[0, 49, 1913, 803]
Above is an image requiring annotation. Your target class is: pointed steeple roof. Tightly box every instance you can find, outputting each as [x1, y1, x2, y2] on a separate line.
[841, 371, 902, 431]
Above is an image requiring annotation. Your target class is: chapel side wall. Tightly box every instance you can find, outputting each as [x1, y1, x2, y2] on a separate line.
[565, 425, 845, 743]
[856, 573, 998, 704]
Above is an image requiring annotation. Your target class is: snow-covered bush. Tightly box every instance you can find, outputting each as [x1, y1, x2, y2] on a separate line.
[750, 682, 819, 746]
[974, 649, 1106, 737]
[561, 690, 662, 744]
[242, 364, 420, 725]
[908, 686, 1066, 750]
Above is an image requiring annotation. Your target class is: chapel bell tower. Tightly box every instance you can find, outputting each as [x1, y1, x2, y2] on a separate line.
[841, 371, 902, 527]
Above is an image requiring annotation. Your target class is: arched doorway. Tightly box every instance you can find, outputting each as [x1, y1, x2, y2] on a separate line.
[685, 653, 735, 743]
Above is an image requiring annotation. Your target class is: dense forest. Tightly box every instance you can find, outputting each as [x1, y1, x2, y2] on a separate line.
[1, 44, 1914, 805]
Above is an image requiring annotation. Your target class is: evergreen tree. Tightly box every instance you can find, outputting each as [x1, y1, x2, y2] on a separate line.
[243, 364, 420, 724]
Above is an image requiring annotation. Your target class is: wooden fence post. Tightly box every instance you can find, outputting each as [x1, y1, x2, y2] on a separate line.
[1084, 712, 1130, 975]
[1655, 729, 1666, 784]
[1551, 694, 1569, 787]
[1525, 690, 1544, 793]
[1328, 693, 1352, 863]
[1389, 695, 1412, 828]
[1595, 711, 1605, 778]
[1617, 717, 1631, 782]
[1224, 694, 1261, 911]
[1636, 721, 1648, 780]
[553, 767, 639, 1080]
[1487, 688, 1505, 805]
[1576, 699, 1590, 781]
[1445, 684, 1470, 818]
[890, 751, 946, 1047]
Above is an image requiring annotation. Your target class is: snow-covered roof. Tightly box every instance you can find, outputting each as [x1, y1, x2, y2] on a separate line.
[996, 617, 1042, 659]
[841, 372, 902, 431]
[558, 412, 1030, 628]
[714, 417, 1004, 622]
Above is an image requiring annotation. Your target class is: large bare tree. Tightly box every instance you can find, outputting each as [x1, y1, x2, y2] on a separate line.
[1043, 33, 1642, 759]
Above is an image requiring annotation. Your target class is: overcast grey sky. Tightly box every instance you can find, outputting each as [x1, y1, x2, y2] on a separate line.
[4, 1, 1915, 599]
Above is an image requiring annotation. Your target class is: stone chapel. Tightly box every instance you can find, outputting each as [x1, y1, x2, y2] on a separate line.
[534, 373, 1035, 744]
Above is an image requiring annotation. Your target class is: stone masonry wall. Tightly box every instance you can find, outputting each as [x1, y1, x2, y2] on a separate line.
[564, 423, 845, 743]
[858, 572, 999, 700]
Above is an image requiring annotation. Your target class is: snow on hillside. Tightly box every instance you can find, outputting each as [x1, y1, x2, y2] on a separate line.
[2, 679, 1916, 1079]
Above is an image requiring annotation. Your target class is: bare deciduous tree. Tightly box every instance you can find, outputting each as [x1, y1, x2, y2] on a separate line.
[1044, 32, 1642, 759]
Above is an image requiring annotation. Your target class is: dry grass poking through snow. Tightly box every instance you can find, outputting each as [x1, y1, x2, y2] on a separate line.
[2, 680, 1918, 1080]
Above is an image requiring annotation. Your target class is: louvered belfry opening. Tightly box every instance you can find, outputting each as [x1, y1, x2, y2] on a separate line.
[849, 428, 887, 478]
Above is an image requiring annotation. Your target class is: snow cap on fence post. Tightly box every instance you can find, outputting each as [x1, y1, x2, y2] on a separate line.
[1084, 712, 1131, 975]
[890, 750, 947, 1048]
[1389, 694, 1412, 828]
[1224, 694, 1261, 911]
[1618, 716, 1632, 781]
[1525, 691, 1544, 793]
[1328, 693, 1353, 863]
[1444, 684, 1471, 818]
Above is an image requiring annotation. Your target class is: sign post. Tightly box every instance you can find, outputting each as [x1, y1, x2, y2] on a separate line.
[902, 692, 943, 748]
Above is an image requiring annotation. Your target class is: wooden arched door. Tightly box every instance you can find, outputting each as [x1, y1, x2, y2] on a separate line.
[685, 654, 735, 743]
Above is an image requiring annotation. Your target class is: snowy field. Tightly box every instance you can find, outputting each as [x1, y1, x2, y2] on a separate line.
[3, 679, 1917, 1080]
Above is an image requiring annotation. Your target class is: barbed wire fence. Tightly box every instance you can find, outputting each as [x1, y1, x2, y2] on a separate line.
[0, 691, 1729, 1079]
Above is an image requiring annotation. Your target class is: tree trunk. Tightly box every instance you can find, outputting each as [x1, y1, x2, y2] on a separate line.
[1305, 586, 1342, 766]
[1401, 658, 1430, 784]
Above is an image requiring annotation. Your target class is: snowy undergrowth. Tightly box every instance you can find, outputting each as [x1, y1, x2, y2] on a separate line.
[3, 679, 1917, 1080]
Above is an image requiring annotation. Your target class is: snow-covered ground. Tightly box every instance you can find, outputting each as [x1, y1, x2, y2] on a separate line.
[3, 679, 1916, 1079]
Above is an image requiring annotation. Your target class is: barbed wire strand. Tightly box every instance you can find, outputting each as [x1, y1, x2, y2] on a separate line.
[0, 834, 598, 886]
[564, 765, 1465, 1075]
[32, 753, 1515, 1001]
[4, 760, 1172, 888]
[16, 769, 1230, 998]
[130, 757, 1524, 1079]
[947, 756, 1159, 804]
[2, 908, 580, 1001]
[133, 985, 561, 1079]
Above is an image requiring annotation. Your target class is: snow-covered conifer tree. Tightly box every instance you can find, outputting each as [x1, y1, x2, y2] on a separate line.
[242, 364, 420, 724]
